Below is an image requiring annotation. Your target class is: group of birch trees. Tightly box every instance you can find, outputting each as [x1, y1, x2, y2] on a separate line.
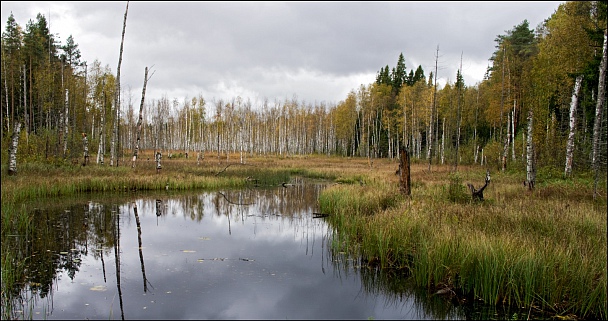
[2, 1, 606, 186]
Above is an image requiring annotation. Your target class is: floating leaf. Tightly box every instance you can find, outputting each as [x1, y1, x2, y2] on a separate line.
[90, 285, 107, 292]
[181, 250, 196, 253]
[197, 259, 205, 262]
[59, 251, 69, 255]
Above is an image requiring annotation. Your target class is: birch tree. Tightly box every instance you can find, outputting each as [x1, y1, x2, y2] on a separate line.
[97, 79, 107, 164]
[132, 66, 151, 168]
[592, 27, 607, 199]
[111, 1, 128, 167]
[8, 121, 21, 175]
[564, 74, 583, 177]
[428, 45, 439, 171]
[526, 109, 535, 190]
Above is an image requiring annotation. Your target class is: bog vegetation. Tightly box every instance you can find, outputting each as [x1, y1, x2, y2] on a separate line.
[1, 1, 607, 320]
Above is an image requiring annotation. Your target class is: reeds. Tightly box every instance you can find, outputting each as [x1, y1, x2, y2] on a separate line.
[1, 154, 605, 319]
[320, 163, 607, 319]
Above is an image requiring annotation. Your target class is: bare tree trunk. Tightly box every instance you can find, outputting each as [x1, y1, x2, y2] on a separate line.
[23, 65, 29, 144]
[593, 28, 607, 199]
[511, 104, 516, 161]
[399, 145, 411, 196]
[111, 1, 129, 167]
[499, 47, 506, 146]
[428, 45, 439, 171]
[63, 89, 69, 158]
[526, 109, 536, 190]
[97, 80, 106, 165]
[501, 111, 510, 171]
[440, 118, 445, 165]
[82, 133, 89, 166]
[3, 57, 9, 142]
[132, 67, 149, 168]
[8, 121, 21, 176]
[565, 75, 583, 177]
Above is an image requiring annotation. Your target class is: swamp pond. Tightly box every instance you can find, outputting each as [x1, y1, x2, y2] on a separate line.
[2, 180, 545, 320]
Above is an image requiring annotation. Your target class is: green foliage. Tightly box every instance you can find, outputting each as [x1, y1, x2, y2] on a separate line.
[446, 172, 470, 203]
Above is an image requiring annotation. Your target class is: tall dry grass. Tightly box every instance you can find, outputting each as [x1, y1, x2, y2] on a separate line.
[319, 161, 607, 320]
[1, 152, 606, 319]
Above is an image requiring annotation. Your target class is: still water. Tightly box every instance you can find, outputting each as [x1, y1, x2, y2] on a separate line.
[3, 181, 479, 320]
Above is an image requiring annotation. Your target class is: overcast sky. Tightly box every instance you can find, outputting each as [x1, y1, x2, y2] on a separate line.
[2, 1, 563, 108]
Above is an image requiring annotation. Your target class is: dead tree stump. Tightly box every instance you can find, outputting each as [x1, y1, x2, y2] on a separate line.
[399, 145, 411, 196]
[467, 170, 491, 201]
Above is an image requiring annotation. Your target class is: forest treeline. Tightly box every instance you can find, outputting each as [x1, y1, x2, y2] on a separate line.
[1, 1, 606, 179]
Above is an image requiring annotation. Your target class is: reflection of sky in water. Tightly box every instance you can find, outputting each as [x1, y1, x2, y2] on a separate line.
[30, 188, 459, 320]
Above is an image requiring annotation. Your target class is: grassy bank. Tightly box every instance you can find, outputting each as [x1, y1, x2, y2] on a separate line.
[2, 152, 606, 319]
[319, 162, 607, 320]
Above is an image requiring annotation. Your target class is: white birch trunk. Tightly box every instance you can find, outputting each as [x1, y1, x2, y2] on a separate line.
[132, 67, 149, 168]
[440, 118, 445, 165]
[97, 82, 106, 165]
[592, 28, 607, 199]
[428, 45, 439, 171]
[3, 57, 10, 135]
[83, 133, 89, 165]
[23, 65, 29, 144]
[565, 75, 583, 177]
[511, 103, 516, 161]
[8, 121, 21, 175]
[526, 109, 535, 190]
[111, 1, 129, 167]
[63, 89, 69, 158]
[501, 111, 510, 171]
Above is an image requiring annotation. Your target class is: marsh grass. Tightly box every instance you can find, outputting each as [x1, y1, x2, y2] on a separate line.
[320, 162, 607, 320]
[1, 152, 606, 319]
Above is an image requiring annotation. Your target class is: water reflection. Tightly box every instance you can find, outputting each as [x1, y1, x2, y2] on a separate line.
[3, 182, 477, 320]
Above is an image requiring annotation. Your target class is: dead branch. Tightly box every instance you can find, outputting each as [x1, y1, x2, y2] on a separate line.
[467, 170, 491, 201]
[218, 192, 255, 206]
[214, 162, 256, 176]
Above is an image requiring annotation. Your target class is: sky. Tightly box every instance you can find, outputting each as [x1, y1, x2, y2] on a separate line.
[1, 1, 564, 109]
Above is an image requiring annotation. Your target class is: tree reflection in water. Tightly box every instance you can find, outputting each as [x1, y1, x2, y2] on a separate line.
[0, 181, 517, 320]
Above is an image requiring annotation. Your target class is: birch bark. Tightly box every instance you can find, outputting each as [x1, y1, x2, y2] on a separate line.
[111, 1, 129, 167]
[565, 75, 583, 177]
[132, 67, 149, 168]
[592, 28, 607, 199]
[526, 110, 536, 190]
[8, 121, 21, 175]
